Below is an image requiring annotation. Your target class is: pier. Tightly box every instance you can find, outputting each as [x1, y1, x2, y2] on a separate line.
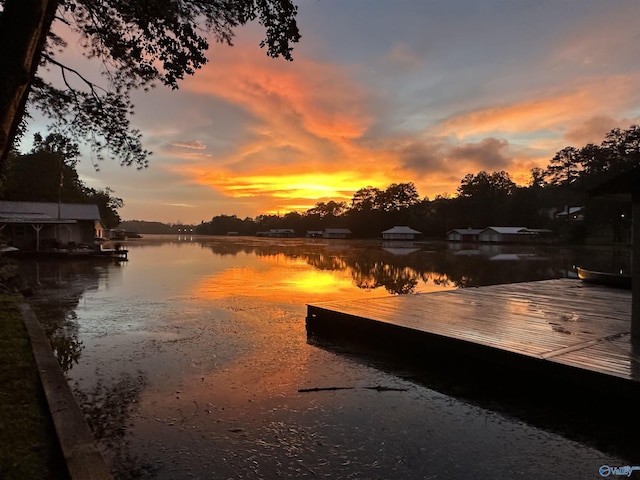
[306, 279, 640, 397]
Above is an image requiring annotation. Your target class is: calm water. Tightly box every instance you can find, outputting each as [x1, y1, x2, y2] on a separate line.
[18, 236, 633, 479]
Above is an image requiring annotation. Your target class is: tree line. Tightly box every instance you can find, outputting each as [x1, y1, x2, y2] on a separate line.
[195, 125, 640, 242]
[2, 125, 638, 241]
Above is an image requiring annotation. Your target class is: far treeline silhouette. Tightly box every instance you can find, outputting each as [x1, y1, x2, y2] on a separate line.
[184, 125, 639, 242]
[4, 126, 639, 243]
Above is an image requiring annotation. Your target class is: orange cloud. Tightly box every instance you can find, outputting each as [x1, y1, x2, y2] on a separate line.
[157, 43, 413, 212]
[434, 74, 640, 140]
[158, 35, 640, 216]
[184, 46, 372, 141]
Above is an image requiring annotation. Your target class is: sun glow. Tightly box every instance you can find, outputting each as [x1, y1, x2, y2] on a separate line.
[173, 166, 394, 212]
[192, 254, 369, 303]
[222, 173, 357, 199]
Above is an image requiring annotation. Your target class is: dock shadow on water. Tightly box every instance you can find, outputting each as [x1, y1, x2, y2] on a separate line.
[13, 236, 637, 479]
[306, 330, 640, 463]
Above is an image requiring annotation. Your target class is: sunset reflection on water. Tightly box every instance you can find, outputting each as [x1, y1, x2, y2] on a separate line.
[191, 252, 403, 304]
[20, 235, 630, 479]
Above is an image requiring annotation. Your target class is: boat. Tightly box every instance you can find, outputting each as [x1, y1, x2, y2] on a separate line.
[0, 244, 19, 255]
[576, 267, 631, 289]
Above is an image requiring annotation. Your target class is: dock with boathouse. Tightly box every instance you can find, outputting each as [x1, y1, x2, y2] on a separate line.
[306, 279, 640, 397]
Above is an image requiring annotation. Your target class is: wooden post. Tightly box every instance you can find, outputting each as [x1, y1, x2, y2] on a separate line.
[32, 223, 43, 251]
[633, 191, 640, 340]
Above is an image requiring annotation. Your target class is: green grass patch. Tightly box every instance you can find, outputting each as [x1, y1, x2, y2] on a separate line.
[0, 295, 67, 480]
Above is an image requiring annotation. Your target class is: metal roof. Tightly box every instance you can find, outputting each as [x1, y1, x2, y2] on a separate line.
[481, 227, 528, 235]
[0, 201, 101, 221]
[0, 211, 76, 224]
[446, 228, 483, 235]
[382, 226, 422, 234]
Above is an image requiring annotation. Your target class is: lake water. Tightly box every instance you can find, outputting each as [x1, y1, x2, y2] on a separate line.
[18, 236, 633, 479]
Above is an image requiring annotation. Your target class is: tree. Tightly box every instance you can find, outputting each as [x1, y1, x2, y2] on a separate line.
[31, 131, 80, 166]
[83, 187, 123, 228]
[578, 143, 611, 178]
[0, 0, 301, 171]
[545, 147, 581, 187]
[600, 125, 640, 173]
[306, 200, 347, 219]
[350, 186, 382, 212]
[529, 167, 547, 189]
[377, 182, 420, 212]
[457, 171, 516, 198]
[1, 149, 84, 202]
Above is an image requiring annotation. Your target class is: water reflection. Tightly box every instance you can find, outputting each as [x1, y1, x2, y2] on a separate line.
[191, 238, 612, 294]
[16, 238, 632, 370]
[15, 259, 124, 373]
[13, 236, 633, 478]
[72, 371, 153, 479]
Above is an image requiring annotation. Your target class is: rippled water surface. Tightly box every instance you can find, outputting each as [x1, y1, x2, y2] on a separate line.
[19, 236, 633, 479]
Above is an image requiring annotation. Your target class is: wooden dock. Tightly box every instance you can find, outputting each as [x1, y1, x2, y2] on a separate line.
[306, 279, 640, 396]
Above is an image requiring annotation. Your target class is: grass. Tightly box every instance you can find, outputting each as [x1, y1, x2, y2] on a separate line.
[0, 294, 68, 480]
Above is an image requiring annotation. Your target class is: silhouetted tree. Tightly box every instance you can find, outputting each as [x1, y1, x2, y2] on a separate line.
[457, 171, 516, 198]
[377, 182, 420, 212]
[83, 187, 123, 228]
[0, 0, 301, 171]
[350, 186, 382, 212]
[545, 147, 582, 187]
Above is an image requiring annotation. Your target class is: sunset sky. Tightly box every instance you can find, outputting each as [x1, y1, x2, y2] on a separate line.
[32, 0, 640, 224]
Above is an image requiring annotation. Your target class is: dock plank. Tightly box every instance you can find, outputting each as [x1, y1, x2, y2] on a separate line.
[307, 279, 640, 387]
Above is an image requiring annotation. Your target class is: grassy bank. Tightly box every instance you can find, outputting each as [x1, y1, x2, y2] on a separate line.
[0, 294, 68, 479]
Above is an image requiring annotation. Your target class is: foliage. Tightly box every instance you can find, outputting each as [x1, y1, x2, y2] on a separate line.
[83, 187, 123, 228]
[0, 0, 301, 169]
[545, 147, 581, 187]
[457, 171, 516, 198]
[32, 132, 80, 166]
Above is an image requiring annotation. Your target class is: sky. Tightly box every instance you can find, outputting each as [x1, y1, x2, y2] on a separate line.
[27, 0, 640, 224]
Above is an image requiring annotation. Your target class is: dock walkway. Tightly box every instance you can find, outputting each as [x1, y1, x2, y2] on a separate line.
[306, 279, 640, 394]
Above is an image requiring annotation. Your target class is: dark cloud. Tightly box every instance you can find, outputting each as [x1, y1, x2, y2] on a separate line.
[448, 137, 511, 170]
[396, 139, 448, 173]
[564, 115, 620, 146]
[397, 137, 512, 175]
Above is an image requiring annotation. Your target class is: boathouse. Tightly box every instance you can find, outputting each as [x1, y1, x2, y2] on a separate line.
[381, 226, 421, 240]
[323, 228, 352, 239]
[267, 229, 295, 238]
[477, 226, 553, 243]
[0, 201, 103, 251]
[446, 228, 482, 242]
[478, 226, 529, 243]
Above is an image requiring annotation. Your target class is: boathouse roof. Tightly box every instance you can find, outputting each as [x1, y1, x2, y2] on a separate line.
[446, 228, 483, 235]
[481, 226, 528, 235]
[0, 201, 101, 222]
[382, 226, 422, 235]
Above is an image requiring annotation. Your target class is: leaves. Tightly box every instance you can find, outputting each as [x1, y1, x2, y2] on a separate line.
[4, 0, 300, 170]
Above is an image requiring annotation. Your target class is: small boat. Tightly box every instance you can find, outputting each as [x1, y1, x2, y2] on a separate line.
[0, 244, 19, 255]
[576, 267, 631, 289]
